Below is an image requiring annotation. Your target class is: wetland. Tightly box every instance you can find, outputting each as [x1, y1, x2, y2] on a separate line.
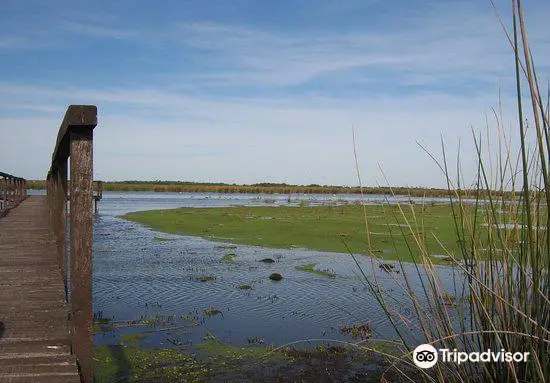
[90, 191, 487, 381]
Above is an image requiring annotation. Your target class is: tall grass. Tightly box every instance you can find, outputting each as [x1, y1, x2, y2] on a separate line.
[360, 1, 550, 381]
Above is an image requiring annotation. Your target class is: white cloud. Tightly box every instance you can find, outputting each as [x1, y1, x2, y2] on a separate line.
[0, 82, 520, 187]
[61, 21, 139, 40]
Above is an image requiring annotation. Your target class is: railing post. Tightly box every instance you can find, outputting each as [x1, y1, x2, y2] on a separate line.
[16, 179, 20, 204]
[0, 174, 27, 213]
[54, 161, 68, 289]
[6, 178, 10, 208]
[11, 178, 15, 206]
[45, 105, 96, 382]
[9, 178, 13, 207]
[17, 179, 21, 204]
[1, 177, 5, 210]
[14, 179, 18, 205]
[69, 126, 94, 383]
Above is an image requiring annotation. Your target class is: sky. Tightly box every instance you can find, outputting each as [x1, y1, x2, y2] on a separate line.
[1, 0, 549, 187]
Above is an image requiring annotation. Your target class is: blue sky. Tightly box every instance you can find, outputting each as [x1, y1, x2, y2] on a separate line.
[1, 0, 549, 187]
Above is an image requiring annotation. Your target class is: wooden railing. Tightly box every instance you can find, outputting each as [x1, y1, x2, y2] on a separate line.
[93, 180, 103, 213]
[46, 105, 97, 383]
[0, 172, 27, 216]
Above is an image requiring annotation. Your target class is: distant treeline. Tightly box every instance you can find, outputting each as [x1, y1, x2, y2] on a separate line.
[26, 180, 523, 198]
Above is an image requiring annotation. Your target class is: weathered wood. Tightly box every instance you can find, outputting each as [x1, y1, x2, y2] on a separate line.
[1, 105, 97, 382]
[50, 105, 97, 168]
[93, 181, 102, 214]
[55, 160, 68, 289]
[1, 172, 27, 215]
[0, 196, 80, 383]
[1, 177, 6, 211]
[69, 128, 94, 383]
[44, 105, 96, 383]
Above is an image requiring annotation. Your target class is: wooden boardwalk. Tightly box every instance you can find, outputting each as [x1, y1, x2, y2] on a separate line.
[0, 196, 80, 383]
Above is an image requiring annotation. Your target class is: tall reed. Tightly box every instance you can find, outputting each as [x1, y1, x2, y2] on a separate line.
[361, 1, 549, 381]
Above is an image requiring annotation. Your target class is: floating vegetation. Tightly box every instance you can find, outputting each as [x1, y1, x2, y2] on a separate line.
[379, 263, 398, 273]
[95, 317, 113, 325]
[247, 337, 265, 345]
[269, 273, 283, 281]
[295, 263, 336, 278]
[93, 326, 400, 381]
[215, 245, 237, 250]
[94, 333, 204, 382]
[197, 275, 216, 282]
[93, 311, 110, 323]
[93, 311, 114, 332]
[339, 322, 372, 340]
[221, 253, 237, 262]
[153, 237, 176, 242]
[283, 344, 348, 358]
[430, 254, 453, 262]
[95, 248, 114, 253]
[203, 308, 223, 317]
[237, 284, 252, 290]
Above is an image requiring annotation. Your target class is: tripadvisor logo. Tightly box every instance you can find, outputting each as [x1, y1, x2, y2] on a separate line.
[413, 344, 529, 369]
[413, 344, 438, 368]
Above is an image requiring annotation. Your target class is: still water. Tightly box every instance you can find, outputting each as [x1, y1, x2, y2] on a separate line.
[90, 192, 463, 349]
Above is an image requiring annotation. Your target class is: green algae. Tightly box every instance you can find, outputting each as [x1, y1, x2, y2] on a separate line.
[295, 263, 336, 278]
[221, 253, 237, 262]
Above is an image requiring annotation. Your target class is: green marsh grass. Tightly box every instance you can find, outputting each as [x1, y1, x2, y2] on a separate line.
[123, 204, 484, 263]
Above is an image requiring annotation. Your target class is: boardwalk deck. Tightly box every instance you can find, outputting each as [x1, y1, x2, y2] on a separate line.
[0, 196, 80, 383]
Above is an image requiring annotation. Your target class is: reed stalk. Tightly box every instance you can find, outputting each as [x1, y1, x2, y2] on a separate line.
[360, 2, 549, 381]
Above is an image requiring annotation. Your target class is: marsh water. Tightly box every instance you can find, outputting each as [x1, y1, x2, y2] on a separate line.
[86, 192, 466, 353]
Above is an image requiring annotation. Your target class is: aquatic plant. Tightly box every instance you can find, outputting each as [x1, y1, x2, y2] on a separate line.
[378, 263, 397, 273]
[295, 263, 337, 278]
[152, 236, 175, 242]
[196, 275, 216, 282]
[221, 253, 237, 262]
[123, 204, 464, 263]
[215, 245, 237, 250]
[339, 322, 372, 340]
[203, 308, 223, 317]
[358, 3, 550, 381]
[269, 273, 283, 281]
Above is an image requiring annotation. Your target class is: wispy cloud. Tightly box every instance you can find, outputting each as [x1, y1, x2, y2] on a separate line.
[60, 21, 139, 40]
[0, 36, 25, 49]
[155, 2, 548, 93]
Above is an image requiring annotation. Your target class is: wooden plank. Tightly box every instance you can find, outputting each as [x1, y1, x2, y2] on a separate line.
[0, 196, 80, 383]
